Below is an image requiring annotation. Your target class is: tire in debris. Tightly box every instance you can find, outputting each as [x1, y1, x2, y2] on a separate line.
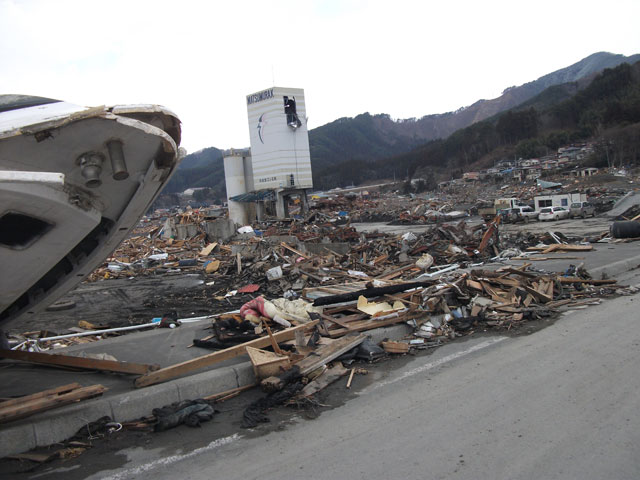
[610, 221, 640, 239]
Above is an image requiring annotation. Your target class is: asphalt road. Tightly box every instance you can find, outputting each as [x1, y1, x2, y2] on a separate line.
[58, 280, 640, 480]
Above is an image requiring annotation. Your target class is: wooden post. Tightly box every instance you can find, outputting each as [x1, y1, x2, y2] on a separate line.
[0, 349, 159, 375]
[134, 321, 318, 388]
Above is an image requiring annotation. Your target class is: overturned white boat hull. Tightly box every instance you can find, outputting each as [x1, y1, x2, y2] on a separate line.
[0, 95, 183, 327]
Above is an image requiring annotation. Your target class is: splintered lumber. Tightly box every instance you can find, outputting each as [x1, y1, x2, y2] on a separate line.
[0, 383, 81, 409]
[204, 383, 257, 402]
[299, 364, 348, 397]
[382, 341, 410, 354]
[262, 321, 283, 354]
[497, 267, 537, 278]
[320, 312, 354, 329]
[296, 334, 366, 376]
[478, 215, 500, 252]
[522, 284, 553, 303]
[312, 281, 432, 306]
[199, 242, 217, 256]
[261, 334, 366, 391]
[0, 384, 106, 424]
[376, 264, 418, 281]
[280, 242, 311, 259]
[527, 244, 593, 253]
[0, 349, 159, 375]
[346, 367, 356, 388]
[327, 310, 424, 338]
[135, 321, 318, 388]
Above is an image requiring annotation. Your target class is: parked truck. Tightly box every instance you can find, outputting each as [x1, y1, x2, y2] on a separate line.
[478, 198, 527, 221]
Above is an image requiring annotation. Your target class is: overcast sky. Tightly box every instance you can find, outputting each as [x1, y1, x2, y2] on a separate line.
[1, 0, 639, 154]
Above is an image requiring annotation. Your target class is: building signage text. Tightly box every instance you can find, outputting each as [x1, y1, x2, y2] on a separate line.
[247, 88, 274, 105]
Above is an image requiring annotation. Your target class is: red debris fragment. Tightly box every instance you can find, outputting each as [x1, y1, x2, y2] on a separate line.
[238, 284, 261, 293]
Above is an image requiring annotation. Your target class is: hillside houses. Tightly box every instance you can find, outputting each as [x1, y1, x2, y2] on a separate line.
[458, 143, 597, 185]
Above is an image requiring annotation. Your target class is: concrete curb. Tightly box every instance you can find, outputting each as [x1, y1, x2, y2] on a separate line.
[0, 362, 252, 458]
[589, 253, 640, 280]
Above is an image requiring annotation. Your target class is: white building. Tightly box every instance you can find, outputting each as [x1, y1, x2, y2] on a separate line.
[224, 87, 313, 223]
[534, 193, 586, 210]
[246, 86, 312, 191]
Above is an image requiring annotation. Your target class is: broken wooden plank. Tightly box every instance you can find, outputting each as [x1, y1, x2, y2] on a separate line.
[203, 383, 257, 402]
[522, 285, 553, 303]
[375, 263, 417, 281]
[0, 383, 82, 409]
[296, 334, 366, 376]
[541, 243, 562, 254]
[466, 279, 484, 290]
[0, 349, 159, 375]
[262, 321, 284, 355]
[496, 267, 537, 278]
[280, 242, 311, 259]
[0, 385, 107, 424]
[135, 321, 319, 388]
[478, 215, 500, 252]
[544, 298, 575, 308]
[261, 334, 366, 391]
[382, 294, 421, 307]
[346, 367, 356, 388]
[298, 364, 348, 398]
[319, 312, 354, 330]
[198, 242, 217, 256]
[381, 341, 410, 354]
[327, 310, 424, 338]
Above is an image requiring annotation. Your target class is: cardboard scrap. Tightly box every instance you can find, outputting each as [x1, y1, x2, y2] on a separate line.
[356, 295, 404, 316]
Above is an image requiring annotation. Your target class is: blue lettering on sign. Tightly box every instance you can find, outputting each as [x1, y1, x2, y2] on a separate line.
[247, 88, 274, 105]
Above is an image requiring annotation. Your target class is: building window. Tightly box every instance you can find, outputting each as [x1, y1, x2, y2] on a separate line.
[538, 199, 552, 208]
[561, 199, 568, 206]
[283, 96, 301, 129]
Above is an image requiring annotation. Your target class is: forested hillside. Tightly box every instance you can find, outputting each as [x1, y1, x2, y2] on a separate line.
[164, 147, 224, 196]
[312, 61, 640, 189]
[308, 52, 640, 185]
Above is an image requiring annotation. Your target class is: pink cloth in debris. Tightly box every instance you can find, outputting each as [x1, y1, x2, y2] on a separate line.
[240, 296, 267, 320]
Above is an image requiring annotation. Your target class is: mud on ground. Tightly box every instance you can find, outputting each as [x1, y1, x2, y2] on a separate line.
[8, 274, 257, 336]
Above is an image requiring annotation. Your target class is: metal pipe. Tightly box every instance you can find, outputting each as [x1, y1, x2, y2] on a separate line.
[78, 152, 104, 188]
[36, 322, 159, 343]
[32, 313, 217, 344]
[107, 139, 129, 180]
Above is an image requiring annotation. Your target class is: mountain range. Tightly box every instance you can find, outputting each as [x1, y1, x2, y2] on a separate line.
[164, 51, 640, 199]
